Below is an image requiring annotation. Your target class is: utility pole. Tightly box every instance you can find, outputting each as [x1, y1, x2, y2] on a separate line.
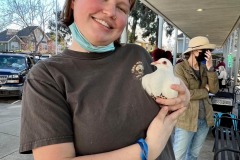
[157, 15, 163, 49]
[55, 0, 58, 54]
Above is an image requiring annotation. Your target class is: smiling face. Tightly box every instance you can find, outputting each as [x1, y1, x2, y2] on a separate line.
[71, 0, 130, 46]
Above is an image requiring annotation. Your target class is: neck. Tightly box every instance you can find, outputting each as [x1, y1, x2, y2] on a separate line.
[69, 40, 89, 53]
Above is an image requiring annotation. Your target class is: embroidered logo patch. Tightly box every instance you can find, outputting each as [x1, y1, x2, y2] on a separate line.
[131, 61, 144, 80]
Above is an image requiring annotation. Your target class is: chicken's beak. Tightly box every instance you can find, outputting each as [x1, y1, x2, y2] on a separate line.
[151, 61, 160, 65]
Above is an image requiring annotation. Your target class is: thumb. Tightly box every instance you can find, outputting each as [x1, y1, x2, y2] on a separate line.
[155, 107, 168, 121]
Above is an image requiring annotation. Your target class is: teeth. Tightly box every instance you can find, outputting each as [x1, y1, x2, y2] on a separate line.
[95, 19, 110, 28]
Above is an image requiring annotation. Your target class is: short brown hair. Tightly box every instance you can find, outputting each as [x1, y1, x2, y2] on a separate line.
[61, 0, 136, 27]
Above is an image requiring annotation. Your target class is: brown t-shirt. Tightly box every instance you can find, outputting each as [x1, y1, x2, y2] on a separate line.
[20, 44, 175, 159]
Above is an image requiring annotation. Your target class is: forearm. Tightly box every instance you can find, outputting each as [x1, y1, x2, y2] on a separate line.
[189, 88, 209, 100]
[207, 71, 219, 93]
[33, 142, 146, 160]
[72, 144, 142, 160]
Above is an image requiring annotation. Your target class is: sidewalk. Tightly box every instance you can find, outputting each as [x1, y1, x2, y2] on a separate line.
[0, 102, 33, 160]
[199, 130, 214, 160]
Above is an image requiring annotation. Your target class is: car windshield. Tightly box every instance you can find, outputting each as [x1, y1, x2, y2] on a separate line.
[0, 55, 27, 70]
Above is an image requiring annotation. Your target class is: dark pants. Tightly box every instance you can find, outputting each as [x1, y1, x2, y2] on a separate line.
[218, 79, 226, 89]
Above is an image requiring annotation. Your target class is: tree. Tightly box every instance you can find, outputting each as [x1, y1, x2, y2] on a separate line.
[138, 6, 158, 45]
[0, 0, 55, 53]
[48, 11, 71, 44]
[165, 22, 174, 37]
[129, 0, 174, 45]
[128, 0, 147, 43]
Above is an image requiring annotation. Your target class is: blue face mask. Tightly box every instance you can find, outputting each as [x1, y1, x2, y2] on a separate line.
[69, 23, 115, 53]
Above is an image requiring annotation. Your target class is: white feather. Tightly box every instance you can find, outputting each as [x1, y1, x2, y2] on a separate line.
[142, 58, 180, 99]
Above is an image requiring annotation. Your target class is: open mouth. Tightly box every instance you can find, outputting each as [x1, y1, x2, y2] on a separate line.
[94, 18, 113, 29]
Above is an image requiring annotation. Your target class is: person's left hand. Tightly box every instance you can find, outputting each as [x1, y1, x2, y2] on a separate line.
[155, 80, 190, 112]
[205, 50, 213, 70]
[205, 84, 209, 92]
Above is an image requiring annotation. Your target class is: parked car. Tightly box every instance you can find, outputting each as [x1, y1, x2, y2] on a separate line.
[0, 54, 35, 97]
[32, 55, 41, 63]
[40, 54, 52, 60]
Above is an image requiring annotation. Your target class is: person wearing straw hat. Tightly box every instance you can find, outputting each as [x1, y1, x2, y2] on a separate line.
[173, 36, 219, 160]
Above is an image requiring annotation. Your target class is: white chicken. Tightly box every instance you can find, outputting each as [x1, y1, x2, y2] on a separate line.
[142, 58, 180, 99]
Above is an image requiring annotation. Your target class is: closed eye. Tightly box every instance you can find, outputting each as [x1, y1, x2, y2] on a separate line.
[117, 6, 127, 14]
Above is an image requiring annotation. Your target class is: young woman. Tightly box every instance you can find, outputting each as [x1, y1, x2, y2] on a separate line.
[20, 0, 190, 159]
[173, 36, 219, 160]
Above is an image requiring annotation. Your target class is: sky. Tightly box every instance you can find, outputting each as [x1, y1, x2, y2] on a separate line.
[7, 0, 65, 30]
[58, 0, 65, 9]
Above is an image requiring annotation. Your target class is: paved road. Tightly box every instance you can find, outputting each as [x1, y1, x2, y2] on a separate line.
[0, 101, 33, 160]
[0, 97, 20, 105]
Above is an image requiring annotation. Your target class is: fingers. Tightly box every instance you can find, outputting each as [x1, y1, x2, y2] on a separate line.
[159, 107, 187, 130]
[156, 80, 190, 108]
[205, 51, 213, 69]
[155, 107, 169, 121]
[156, 96, 187, 112]
[156, 97, 182, 107]
[170, 80, 187, 95]
[205, 50, 212, 61]
[159, 81, 186, 105]
[206, 50, 212, 55]
[166, 107, 187, 122]
[170, 83, 185, 94]
[153, 105, 186, 130]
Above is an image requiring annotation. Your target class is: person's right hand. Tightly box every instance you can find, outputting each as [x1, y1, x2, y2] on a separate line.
[145, 106, 186, 160]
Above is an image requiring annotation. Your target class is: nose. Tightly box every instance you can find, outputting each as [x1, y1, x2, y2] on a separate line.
[102, 3, 117, 19]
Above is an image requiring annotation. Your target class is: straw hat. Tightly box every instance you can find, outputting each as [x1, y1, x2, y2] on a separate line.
[183, 36, 216, 55]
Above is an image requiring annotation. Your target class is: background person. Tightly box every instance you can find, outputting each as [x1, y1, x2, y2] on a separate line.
[151, 47, 173, 64]
[20, 0, 189, 160]
[151, 47, 166, 61]
[173, 36, 219, 160]
[176, 54, 184, 64]
[218, 65, 227, 89]
[214, 57, 225, 70]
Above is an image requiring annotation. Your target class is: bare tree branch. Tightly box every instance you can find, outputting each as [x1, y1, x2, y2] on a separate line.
[0, 0, 55, 52]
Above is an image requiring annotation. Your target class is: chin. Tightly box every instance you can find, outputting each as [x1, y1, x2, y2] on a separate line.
[90, 38, 113, 46]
